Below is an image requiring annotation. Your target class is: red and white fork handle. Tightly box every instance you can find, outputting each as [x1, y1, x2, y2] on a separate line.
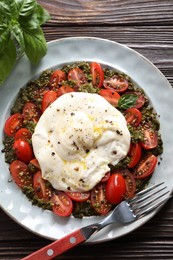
[22, 229, 86, 260]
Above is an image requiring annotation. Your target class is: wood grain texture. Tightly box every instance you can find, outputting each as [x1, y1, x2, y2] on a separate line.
[38, 0, 173, 25]
[1, 0, 173, 259]
[42, 25, 173, 85]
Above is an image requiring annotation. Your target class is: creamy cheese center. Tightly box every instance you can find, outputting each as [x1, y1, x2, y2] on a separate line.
[32, 92, 130, 192]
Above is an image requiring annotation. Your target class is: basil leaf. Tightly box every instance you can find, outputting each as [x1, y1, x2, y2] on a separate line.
[12, 24, 25, 52]
[0, 0, 50, 85]
[16, 0, 36, 17]
[19, 4, 51, 30]
[118, 94, 138, 109]
[0, 39, 17, 84]
[0, 1, 11, 18]
[35, 4, 51, 25]
[0, 24, 11, 53]
[23, 27, 47, 64]
[9, 0, 19, 18]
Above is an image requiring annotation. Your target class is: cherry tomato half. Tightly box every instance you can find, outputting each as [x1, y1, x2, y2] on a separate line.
[50, 70, 67, 88]
[22, 102, 41, 123]
[111, 169, 136, 199]
[14, 128, 31, 141]
[128, 142, 142, 168]
[124, 108, 142, 127]
[33, 171, 52, 201]
[68, 68, 87, 90]
[141, 127, 158, 150]
[90, 62, 104, 88]
[41, 90, 57, 113]
[56, 85, 75, 98]
[13, 140, 34, 164]
[91, 183, 112, 215]
[133, 154, 157, 179]
[4, 113, 23, 137]
[65, 191, 90, 202]
[103, 75, 128, 93]
[51, 192, 73, 217]
[99, 89, 120, 107]
[106, 174, 126, 204]
[9, 160, 32, 188]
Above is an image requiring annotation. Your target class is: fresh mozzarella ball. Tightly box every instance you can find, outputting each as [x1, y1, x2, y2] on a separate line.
[32, 92, 130, 192]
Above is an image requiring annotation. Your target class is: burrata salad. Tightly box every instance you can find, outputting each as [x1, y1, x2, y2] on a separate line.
[2, 62, 163, 218]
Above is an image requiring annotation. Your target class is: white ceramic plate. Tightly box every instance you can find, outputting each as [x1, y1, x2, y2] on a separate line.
[0, 37, 173, 243]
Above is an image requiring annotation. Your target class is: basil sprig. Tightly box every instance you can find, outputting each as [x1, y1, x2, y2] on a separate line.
[0, 0, 51, 85]
[118, 94, 138, 109]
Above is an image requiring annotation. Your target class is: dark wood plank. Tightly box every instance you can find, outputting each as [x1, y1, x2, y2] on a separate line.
[38, 0, 173, 25]
[42, 25, 173, 85]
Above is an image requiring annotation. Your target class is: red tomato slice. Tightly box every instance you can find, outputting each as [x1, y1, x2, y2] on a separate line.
[65, 191, 90, 202]
[124, 108, 142, 127]
[128, 142, 142, 168]
[99, 89, 120, 107]
[13, 140, 34, 164]
[22, 102, 41, 123]
[41, 90, 57, 113]
[9, 160, 32, 188]
[14, 128, 31, 141]
[68, 68, 88, 90]
[50, 70, 67, 88]
[134, 93, 145, 109]
[103, 75, 128, 93]
[91, 183, 112, 215]
[30, 158, 40, 169]
[106, 174, 126, 204]
[51, 192, 73, 217]
[4, 113, 23, 137]
[133, 154, 157, 179]
[141, 127, 158, 150]
[101, 171, 111, 182]
[112, 169, 136, 199]
[33, 171, 52, 201]
[56, 85, 75, 98]
[90, 62, 104, 88]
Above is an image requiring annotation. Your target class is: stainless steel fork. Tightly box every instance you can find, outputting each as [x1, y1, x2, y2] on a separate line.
[22, 182, 171, 260]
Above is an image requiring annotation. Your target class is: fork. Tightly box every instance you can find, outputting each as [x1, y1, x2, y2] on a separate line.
[22, 182, 171, 260]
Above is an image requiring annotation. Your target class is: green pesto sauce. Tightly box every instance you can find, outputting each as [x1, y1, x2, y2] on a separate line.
[2, 135, 16, 164]
[22, 186, 53, 210]
[11, 70, 52, 114]
[72, 200, 99, 218]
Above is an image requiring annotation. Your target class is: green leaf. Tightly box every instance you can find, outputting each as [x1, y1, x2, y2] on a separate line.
[0, 39, 17, 84]
[35, 4, 51, 25]
[9, 0, 19, 18]
[23, 27, 47, 64]
[19, 4, 51, 30]
[16, 0, 36, 17]
[118, 94, 138, 109]
[0, 1, 11, 15]
[0, 24, 11, 53]
[12, 23, 25, 52]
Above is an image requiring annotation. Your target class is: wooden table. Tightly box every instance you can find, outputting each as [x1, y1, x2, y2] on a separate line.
[1, 0, 173, 259]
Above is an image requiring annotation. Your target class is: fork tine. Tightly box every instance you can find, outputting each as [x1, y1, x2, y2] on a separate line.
[128, 182, 165, 204]
[130, 184, 167, 205]
[135, 195, 172, 219]
[131, 190, 170, 212]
